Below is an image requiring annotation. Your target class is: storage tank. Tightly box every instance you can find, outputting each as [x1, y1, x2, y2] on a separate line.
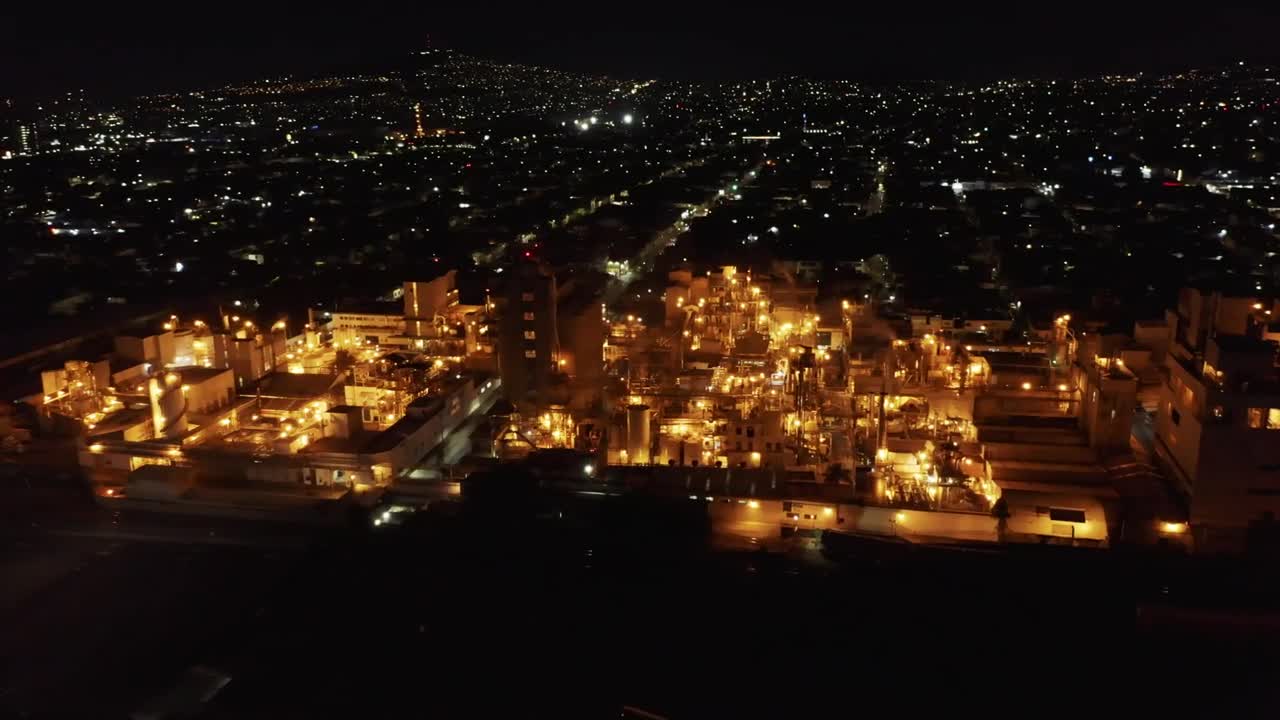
[149, 372, 188, 439]
[626, 404, 650, 465]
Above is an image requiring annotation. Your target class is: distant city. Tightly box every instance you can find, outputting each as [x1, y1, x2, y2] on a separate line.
[3, 46, 1280, 717]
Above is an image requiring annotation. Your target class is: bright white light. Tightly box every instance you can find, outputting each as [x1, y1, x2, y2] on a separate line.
[622, 113, 633, 125]
[173, 261, 184, 272]
[584, 464, 595, 477]
[589, 116, 598, 125]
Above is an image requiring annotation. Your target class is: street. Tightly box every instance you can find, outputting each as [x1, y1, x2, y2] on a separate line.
[603, 160, 765, 308]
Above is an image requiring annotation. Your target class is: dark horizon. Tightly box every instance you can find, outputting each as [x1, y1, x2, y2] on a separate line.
[4, 8, 1280, 101]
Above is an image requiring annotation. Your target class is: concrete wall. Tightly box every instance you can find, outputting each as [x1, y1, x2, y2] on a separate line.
[974, 393, 1076, 423]
[1079, 370, 1137, 455]
[404, 273, 458, 320]
[114, 331, 175, 367]
[1134, 320, 1170, 363]
[708, 499, 1000, 543]
[331, 313, 404, 346]
[1000, 490, 1109, 542]
[1156, 357, 1206, 492]
[978, 426, 1084, 446]
[983, 442, 1096, 464]
[183, 369, 235, 415]
[1190, 424, 1280, 528]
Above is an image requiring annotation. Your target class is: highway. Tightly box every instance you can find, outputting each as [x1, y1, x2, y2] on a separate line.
[603, 160, 765, 308]
[475, 154, 718, 268]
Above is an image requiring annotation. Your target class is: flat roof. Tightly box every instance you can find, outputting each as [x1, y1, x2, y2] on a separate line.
[172, 366, 232, 383]
[250, 372, 338, 398]
[362, 413, 431, 454]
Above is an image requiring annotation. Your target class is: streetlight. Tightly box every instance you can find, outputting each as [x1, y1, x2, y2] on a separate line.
[622, 113, 633, 125]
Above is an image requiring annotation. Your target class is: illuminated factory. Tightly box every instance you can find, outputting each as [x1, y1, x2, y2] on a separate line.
[24, 279, 500, 505]
[481, 263, 1174, 549]
[23, 259, 1177, 545]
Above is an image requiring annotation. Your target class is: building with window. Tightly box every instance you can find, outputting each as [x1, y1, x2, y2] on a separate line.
[498, 263, 558, 409]
[1155, 288, 1280, 547]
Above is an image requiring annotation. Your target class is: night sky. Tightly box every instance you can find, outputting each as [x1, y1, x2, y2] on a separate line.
[4, 6, 1280, 100]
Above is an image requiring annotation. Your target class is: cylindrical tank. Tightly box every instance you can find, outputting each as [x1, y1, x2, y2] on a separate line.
[150, 372, 188, 439]
[626, 404, 650, 465]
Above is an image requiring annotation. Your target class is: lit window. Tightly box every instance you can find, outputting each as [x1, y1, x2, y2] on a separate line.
[524, 330, 536, 340]
[524, 350, 537, 358]
[521, 292, 535, 302]
[523, 312, 535, 321]
[1249, 408, 1264, 429]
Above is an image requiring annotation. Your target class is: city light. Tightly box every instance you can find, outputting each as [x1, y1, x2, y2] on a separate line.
[7, 38, 1265, 626]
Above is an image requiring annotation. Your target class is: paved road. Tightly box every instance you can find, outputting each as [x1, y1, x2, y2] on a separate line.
[603, 161, 764, 308]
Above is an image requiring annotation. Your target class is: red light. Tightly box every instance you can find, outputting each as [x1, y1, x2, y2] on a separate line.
[464, 162, 472, 168]
[1162, 181, 1183, 187]
[524, 251, 532, 258]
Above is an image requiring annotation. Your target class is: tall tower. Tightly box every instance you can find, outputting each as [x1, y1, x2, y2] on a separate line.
[413, 102, 425, 139]
[499, 263, 558, 409]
